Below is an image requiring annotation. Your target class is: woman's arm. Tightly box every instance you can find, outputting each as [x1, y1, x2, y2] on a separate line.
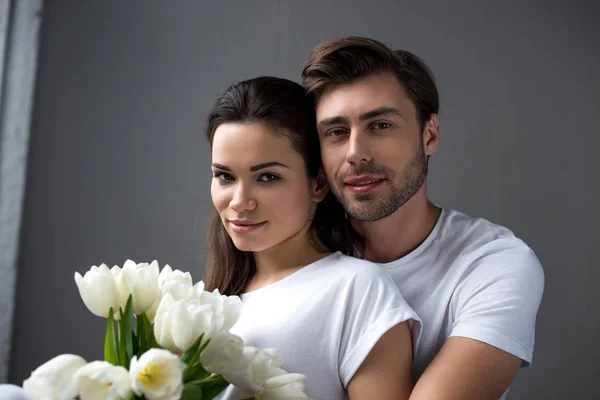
[347, 322, 414, 400]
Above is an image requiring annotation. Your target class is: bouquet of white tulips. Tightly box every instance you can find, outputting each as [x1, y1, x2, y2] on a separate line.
[17, 260, 309, 400]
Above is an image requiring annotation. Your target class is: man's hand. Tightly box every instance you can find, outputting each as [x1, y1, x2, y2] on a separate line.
[409, 337, 521, 400]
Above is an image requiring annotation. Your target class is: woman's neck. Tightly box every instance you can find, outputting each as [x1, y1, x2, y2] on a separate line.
[247, 228, 330, 292]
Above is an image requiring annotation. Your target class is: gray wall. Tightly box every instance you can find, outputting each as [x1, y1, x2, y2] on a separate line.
[8, 0, 600, 398]
[0, 0, 43, 382]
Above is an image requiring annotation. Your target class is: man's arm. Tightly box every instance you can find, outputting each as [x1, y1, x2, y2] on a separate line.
[409, 337, 520, 400]
[410, 241, 545, 399]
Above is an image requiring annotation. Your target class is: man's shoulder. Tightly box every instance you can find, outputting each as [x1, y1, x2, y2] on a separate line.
[441, 208, 533, 254]
[440, 208, 543, 283]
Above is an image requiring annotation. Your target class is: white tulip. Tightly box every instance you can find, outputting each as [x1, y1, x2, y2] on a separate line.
[200, 336, 288, 393]
[74, 264, 123, 319]
[130, 349, 185, 400]
[245, 348, 287, 381]
[158, 265, 193, 298]
[221, 294, 242, 331]
[75, 361, 132, 400]
[153, 293, 214, 353]
[0, 384, 31, 400]
[256, 373, 309, 400]
[110, 265, 122, 280]
[117, 259, 160, 316]
[200, 332, 258, 391]
[22, 354, 87, 400]
[148, 266, 195, 323]
[198, 288, 242, 333]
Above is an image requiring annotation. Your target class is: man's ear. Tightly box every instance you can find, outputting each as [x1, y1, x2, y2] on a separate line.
[311, 169, 329, 203]
[423, 113, 440, 156]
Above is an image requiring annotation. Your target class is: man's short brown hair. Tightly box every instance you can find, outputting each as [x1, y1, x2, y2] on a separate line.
[302, 36, 439, 131]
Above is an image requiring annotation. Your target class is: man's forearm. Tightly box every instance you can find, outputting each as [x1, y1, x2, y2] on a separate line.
[409, 337, 521, 400]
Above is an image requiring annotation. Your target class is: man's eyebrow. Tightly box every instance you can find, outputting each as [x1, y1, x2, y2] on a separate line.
[318, 116, 350, 129]
[318, 106, 405, 129]
[358, 106, 405, 122]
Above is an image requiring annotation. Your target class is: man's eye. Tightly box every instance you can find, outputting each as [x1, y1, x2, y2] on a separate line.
[326, 128, 347, 137]
[373, 122, 392, 130]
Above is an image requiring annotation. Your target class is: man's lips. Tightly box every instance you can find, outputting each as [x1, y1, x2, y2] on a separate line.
[343, 175, 386, 194]
[344, 175, 386, 186]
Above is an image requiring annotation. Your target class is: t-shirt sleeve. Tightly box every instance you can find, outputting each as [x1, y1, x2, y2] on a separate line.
[338, 264, 422, 387]
[449, 240, 544, 366]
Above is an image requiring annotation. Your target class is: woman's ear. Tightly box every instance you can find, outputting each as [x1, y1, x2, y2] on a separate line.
[311, 169, 329, 203]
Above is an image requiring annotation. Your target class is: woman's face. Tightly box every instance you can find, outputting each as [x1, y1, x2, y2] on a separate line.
[211, 122, 327, 253]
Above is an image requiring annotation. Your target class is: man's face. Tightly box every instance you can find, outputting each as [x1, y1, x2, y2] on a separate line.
[316, 72, 437, 221]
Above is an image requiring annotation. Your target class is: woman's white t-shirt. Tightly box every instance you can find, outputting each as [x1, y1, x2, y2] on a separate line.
[217, 252, 421, 400]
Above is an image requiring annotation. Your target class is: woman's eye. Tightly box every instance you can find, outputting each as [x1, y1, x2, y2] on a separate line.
[258, 173, 281, 182]
[213, 171, 234, 182]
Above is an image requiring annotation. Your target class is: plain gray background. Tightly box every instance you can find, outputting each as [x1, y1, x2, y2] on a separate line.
[7, 0, 600, 398]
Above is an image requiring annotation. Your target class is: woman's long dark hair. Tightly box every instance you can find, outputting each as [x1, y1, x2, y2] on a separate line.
[204, 76, 360, 296]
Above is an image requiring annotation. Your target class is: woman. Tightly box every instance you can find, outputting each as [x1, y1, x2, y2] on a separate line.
[205, 76, 421, 400]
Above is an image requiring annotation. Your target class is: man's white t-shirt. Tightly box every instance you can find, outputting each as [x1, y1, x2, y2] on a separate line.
[378, 208, 544, 397]
[217, 252, 422, 400]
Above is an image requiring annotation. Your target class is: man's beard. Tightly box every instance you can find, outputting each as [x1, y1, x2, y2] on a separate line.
[330, 145, 428, 222]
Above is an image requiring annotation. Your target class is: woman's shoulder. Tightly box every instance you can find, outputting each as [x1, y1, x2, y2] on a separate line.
[321, 252, 395, 282]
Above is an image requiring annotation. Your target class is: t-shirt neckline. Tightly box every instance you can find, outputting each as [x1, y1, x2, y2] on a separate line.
[240, 251, 341, 299]
[377, 208, 447, 270]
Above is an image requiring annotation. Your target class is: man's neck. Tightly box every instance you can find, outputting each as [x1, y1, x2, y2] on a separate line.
[351, 187, 442, 264]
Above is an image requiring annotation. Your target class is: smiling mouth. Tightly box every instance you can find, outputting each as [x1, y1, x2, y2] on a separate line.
[343, 177, 386, 195]
[229, 220, 267, 233]
[346, 179, 384, 186]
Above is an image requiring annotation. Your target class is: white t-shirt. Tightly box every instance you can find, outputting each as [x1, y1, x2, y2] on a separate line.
[218, 252, 421, 400]
[378, 208, 544, 397]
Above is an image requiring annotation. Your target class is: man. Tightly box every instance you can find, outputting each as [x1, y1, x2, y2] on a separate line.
[302, 36, 544, 399]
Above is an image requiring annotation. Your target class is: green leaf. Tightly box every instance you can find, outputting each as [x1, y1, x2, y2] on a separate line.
[201, 383, 229, 400]
[197, 374, 229, 399]
[188, 336, 211, 370]
[136, 315, 146, 356]
[185, 374, 230, 399]
[196, 337, 211, 359]
[141, 312, 160, 350]
[131, 329, 139, 357]
[187, 374, 228, 387]
[181, 383, 203, 400]
[183, 363, 211, 383]
[182, 336, 213, 382]
[181, 334, 204, 365]
[104, 307, 119, 365]
[118, 295, 134, 368]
